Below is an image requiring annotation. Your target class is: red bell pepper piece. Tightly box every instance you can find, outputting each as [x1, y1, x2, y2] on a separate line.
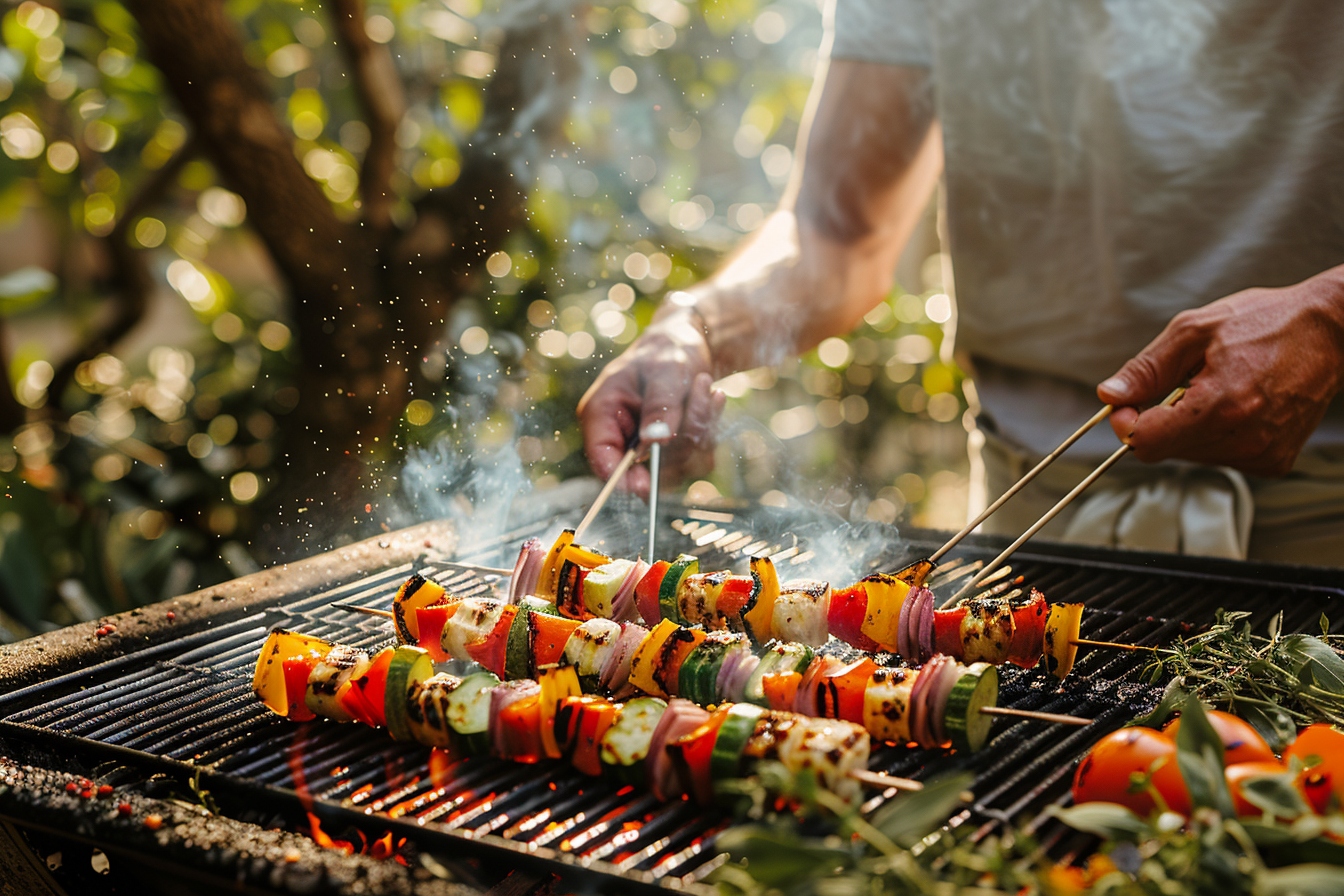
[716, 575, 757, 623]
[338, 681, 380, 728]
[465, 604, 518, 677]
[282, 657, 318, 721]
[1007, 590, 1048, 668]
[761, 671, 802, 712]
[349, 647, 394, 728]
[495, 694, 544, 763]
[571, 699, 620, 777]
[670, 707, 729, 805]
[827, 585, 880, 652]
[415, 602, 457, 663]
[820, 657, 877, 725]
[933, 607, 967, 660]
[530, 613, 582, 670]
[634, 560, 671, 625]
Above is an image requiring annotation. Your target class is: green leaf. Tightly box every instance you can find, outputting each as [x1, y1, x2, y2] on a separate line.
[1129, 678, 1192, 729]
[714, 826, 854, 888]
[1049, 802, 1149, 841]
[1236, 699, 1300, 754]
[1253, 863, 1344, 896]
[867, 772, 973, 848]
[1278, 635, 1344, 696]
[1174, 695, 1236, 817]
[1241, 770, 1311, 820]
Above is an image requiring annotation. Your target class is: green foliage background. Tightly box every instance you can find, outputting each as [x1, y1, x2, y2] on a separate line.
[0, 0, 966, 637]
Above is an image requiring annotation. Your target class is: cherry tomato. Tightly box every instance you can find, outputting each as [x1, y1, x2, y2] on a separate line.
[1225, 761, 1292, 817]
[1284, 724, 1344, 814]
[1163, 710, 1276, 765]
[1072, 727, 1189, 815]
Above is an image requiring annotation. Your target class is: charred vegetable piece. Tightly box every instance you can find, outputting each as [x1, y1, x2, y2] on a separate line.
[652, 624, 707, 697]
[442, 598, 509, 661]
[678, 571, 727, 629]
[348, 647, 395, 727]
[933, 607, 967, 660]
[571, 698, 621, 776]
[943, 662, 998, 752]
[253, 629, 334, 718]
[669, 706, 729, 805]
[778, 716, 870, 805]
[710, 703, 765, 779]
[960, 597, 1015, 664]
[283, 657, 320, 721]
[464, 604, 518, 678]
[1007, 590, 1048, 668]
[659, 555, 699, 625]
[583, 559, 636, 619]
[305, 644, 370, 722]
[392, 574, 448, 644]
[563, 618, 623, 691]
[743, 556, 780, 643]
[761, 670, 802, 711]
[858, 572, 912, 652]
[536, 529, 575, 600]
[743, 640, 814, 707]
[828, 584, 879, 652]
[538, 664, 583, 759]
[679, 631, 733, 706]
[384, 646, 435, 742]
[818, 657, 878, 725]
[771, 580, 831, 647]
[634, 561, 671, 627]
[1043, 603, 1084, 679]
[863, 666, 915, 744]
[407, 673, 463, 748]
[555, 559, 591, 620]
[530, 611, 582, 670]
[415, 602, 457, 662]
[629, 618, 680, 698]
[600, 696, 667, 786]
[715, 574, 759, 633]
[445, 671, 500, 754]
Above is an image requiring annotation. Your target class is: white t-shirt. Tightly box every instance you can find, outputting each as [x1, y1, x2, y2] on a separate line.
[830, 0, 1344, 459]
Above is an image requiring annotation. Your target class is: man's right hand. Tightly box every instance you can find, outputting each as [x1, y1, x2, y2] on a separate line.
[577, 309, 725, 498]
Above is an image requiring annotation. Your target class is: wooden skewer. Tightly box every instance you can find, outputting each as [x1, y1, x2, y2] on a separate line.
[1071, 638, 1157, 652]
[941, 385, 1188, 609]
[574, 447, 640, 542]
[848, 769, 923, 792]
[927, 404, 1117, 565]
[979, 706, 1092, 726]
[332, 602, 394, 619]
[438, 560, 513, 576]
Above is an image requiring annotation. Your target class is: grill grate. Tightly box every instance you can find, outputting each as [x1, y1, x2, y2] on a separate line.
[2, 506, 1342, 894]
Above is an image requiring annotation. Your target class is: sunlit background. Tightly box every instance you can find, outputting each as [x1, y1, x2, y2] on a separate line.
[0, 0, 967, 639]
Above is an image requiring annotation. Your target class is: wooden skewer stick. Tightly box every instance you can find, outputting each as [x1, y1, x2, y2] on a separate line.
[1071, 638, 1158, 652]
[848, 769, 923, 792]
[438, 560, 513, 576]
[941, 385, 1188, 609]
[979, 706, 1092, 726]
[574, 447, 640, 542]
[927, 404, 1117, 565]
[332, 602, 394, 619]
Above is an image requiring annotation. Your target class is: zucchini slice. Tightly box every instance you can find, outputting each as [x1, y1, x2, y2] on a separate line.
[600, 696, 667, 786]
[943, 662, 998, 752]
[384, 646, 435, 742]
[444, 670, 501, 754]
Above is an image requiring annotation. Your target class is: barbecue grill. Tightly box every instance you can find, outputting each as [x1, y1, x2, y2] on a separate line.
[2, 485, 1342, 895]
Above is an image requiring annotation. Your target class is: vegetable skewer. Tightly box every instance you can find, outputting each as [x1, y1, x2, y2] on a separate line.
[252, 628, 923, 806]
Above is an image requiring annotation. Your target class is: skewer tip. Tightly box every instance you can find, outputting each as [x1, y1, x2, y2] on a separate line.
[848, 769, 923, 792]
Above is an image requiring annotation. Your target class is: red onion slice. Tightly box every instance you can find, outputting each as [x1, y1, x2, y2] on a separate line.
[598, 622, 647, 694]
[507, 538, 545, 604]
[928, 655, 961, 745]
[723, 653, 759, 704]
[610, 559, 648, 624]
[714, 642, 749, 703]
[908, 657, 940, 749]
[648, 699, 708, 801]
[792, 655, 835, 716]
[915, 588, 935, 663]
[897, 587, 915, 659]
[487, 680, 539, 757]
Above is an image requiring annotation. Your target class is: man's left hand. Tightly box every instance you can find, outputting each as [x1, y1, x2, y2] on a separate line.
[1098, 270, 1344, 476]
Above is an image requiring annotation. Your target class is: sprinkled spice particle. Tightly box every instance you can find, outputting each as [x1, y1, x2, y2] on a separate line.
[144, 814, 163, 830]
[98, 784, 114, 797]
[117, 803, 132, 816]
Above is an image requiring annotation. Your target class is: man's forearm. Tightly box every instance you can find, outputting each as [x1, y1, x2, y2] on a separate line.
[653, 60, 942, 378]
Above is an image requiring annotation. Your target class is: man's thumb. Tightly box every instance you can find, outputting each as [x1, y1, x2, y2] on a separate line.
[1098, 326, 1206, 407]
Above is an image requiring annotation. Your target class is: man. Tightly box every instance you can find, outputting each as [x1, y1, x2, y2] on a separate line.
[578, 1, 1344, 565]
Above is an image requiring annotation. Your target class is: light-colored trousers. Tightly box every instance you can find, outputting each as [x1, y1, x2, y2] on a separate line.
[973, 428, 1344, 568]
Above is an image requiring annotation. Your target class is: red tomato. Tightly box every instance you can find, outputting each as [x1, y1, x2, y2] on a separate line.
[1284, 724, 1344, 813]
[635, 561, 670, 626]
[1163, 711, 1276, 765]
[1225, 761, 1292, 817]
[1072, 727, 1189, 815]
[933, 608, 966, 660]
[828, 585, 880, 652]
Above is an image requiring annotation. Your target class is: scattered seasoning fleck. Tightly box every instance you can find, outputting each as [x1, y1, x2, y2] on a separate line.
[65, 782, 78, 793]
[166, 611, 176, 622]
[284, 849, 302, 864]
[98, 784, 114, 797]
[117, 803, 132, 816]
[80, 789, 94, 800]
[144, 814, 163, 830]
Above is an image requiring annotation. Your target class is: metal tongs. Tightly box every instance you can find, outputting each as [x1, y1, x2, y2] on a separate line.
[876, 386, 1187, 607]
[573, 421, 669, 560]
